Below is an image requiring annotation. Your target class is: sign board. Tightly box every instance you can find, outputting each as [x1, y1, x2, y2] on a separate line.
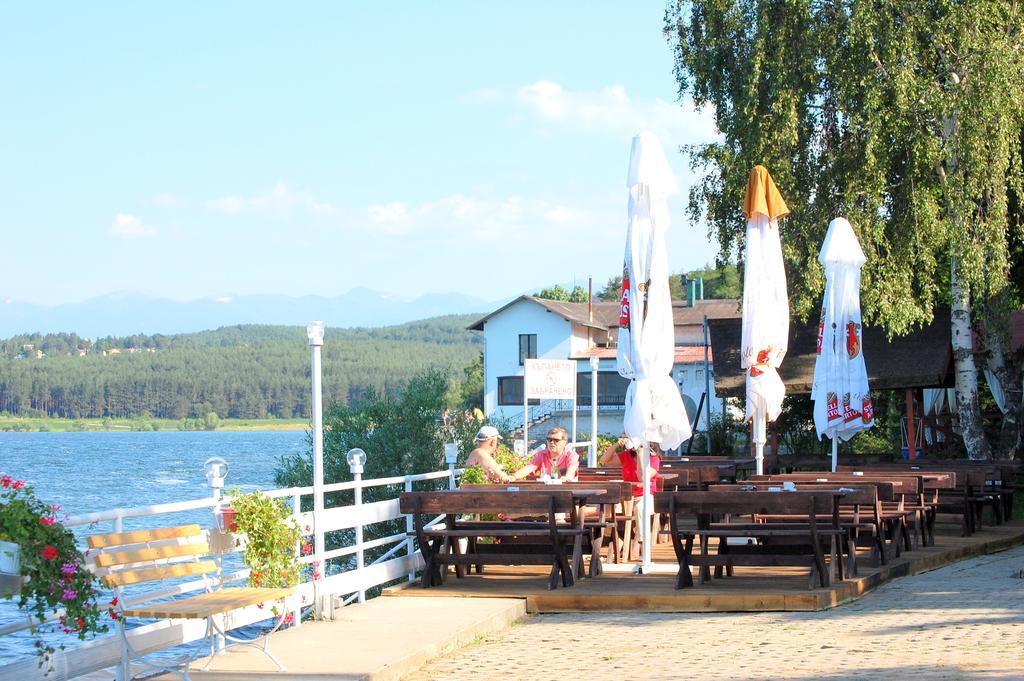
[524, 359, 576, 400]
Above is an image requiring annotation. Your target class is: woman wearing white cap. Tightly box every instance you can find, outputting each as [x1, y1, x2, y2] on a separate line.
[465, 426, 514, 483]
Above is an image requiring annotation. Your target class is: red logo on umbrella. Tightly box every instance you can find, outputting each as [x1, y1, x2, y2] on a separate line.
[816, 308, 825, 355]
[846, 322, 861, 359]
[618, 271, 631, 328]
[862, 396, 874, 423]
[826, 392, 840, 421]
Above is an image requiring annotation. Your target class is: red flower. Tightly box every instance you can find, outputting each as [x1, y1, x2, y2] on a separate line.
[11, 480, 24, 489]
[109, 596, 118, 607]
[109, 611, 120, 620]
[39, 516, 56, 526]
[1, 475, 10, 487]
[42, 546, 59, 561]
[301, 542, 312, 555]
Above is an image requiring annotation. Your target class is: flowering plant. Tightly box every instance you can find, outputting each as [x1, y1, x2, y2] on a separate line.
[0, 474, 108, 668]
[226, 489, 302, 589]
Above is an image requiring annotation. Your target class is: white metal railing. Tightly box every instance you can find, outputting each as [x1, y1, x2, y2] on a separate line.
[0, 463, 457, 681]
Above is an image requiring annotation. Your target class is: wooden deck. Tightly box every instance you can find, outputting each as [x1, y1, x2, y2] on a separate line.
[383, 519, 1024, 612]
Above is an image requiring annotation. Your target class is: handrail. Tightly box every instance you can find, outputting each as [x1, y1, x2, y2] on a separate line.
[0, 462, 457, 679]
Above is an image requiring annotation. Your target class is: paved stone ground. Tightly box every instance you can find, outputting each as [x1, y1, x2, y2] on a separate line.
[405, 545, 1024, 681]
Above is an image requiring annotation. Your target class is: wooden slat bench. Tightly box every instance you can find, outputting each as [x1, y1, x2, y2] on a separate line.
[654, 490, 845, 590]
[459, 482, 633, 572]
[87, 524, 293, 681]
[752, 473, 924, 553]
[399, 489, 595, 589]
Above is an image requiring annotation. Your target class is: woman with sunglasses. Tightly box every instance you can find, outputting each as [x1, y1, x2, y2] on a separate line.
[510, 426, 579, 481]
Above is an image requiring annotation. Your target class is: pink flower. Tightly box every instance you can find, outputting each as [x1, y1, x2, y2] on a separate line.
[61, 562, 78, 576]
[301, 542, 313, 555]
[283, 612, 295, 625]
[62, 589, 77, 602]
[39, 516, 56, 526]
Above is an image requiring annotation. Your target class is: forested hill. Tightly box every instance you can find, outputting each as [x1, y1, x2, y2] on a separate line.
[0, 315, 482, 420]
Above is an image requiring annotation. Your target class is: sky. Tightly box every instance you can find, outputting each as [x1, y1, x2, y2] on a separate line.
[1, 2, 720, 308]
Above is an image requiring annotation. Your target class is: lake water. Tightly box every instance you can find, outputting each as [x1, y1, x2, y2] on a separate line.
[0, 430, 309, 667]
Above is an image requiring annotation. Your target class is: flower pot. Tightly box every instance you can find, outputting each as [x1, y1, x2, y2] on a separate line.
[0, 540, 19, 576]
[220, 508, 239, 532]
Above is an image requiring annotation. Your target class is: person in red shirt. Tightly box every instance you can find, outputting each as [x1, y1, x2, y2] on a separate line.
[599, 436, 662, 497]
[511, 427, 579, 481]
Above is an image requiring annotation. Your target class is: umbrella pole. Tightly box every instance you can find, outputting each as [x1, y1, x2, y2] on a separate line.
[831, 436, 838, 472]
[752, 410, 767, 475]
[639, 442, 653, 573]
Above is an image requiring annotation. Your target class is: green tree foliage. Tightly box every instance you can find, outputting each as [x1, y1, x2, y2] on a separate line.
[534, 284, 590, 303]
[596, 275, 623, 301]
[667, 0, 1024, 457]
[0, 317, 481, 420]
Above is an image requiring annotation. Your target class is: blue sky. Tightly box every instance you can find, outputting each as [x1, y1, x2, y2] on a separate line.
[1, 2, 719, 307]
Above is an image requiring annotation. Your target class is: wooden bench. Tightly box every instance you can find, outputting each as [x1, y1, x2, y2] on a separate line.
[87, 524, 293, 680]
[752, 473, 925, 553]
[459, 481, 633, 571]
[399, 490, 594, 589]
[654, 491, 844, 590]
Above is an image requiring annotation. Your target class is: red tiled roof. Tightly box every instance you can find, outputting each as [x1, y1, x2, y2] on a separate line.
[574, 346, 713, 363]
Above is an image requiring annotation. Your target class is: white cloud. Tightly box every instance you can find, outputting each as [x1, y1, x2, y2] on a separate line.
[150, 193, 185, 208]
[109, 213, 157, 239]
[362, 192, 603, 240]
[473, 80, 718, 145]
[211, 296, 232, 304]
[208, 182, 336, 218]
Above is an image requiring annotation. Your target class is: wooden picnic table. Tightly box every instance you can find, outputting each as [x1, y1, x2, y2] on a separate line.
[399, 487, 608, 589]
[654, 489, 848, 590]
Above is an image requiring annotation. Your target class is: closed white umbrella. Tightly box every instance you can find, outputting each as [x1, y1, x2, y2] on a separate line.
[741, 166, 790, 475]
[811, 217, 875, 471]
[617, 131, 691, 572]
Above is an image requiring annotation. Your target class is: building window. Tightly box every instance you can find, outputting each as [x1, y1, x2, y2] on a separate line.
[518, 334, 537, 365]
[696, 369, 704, 381]
[497, 376, 539, 406]
[576, 372, 630, 406]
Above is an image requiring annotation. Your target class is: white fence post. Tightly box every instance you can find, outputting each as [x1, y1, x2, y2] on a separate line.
[405, 478, 415, 582]
[346, 449, 367, 604]
[292, 492, 303, 626]
[203, 458, 228, 653]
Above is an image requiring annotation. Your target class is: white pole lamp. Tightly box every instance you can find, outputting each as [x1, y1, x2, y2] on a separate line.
[346, 448, 368, 603]
[306, 320, 325, 617]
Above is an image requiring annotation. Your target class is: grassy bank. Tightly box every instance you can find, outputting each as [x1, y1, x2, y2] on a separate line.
[0, 417, 309, 433]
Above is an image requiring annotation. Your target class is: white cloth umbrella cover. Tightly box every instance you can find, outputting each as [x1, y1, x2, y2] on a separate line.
[811, 217, 874, 442]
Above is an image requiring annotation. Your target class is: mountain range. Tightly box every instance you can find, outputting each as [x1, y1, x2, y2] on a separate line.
[0, 290, 499, 338]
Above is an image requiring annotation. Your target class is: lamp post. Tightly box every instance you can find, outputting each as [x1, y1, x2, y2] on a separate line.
[444, 442, 459, 489]
[589, 356, 599, 467]
[306, 320, 325, 618]
[203, 457, 229, 653]
[346, 448, 367, 603]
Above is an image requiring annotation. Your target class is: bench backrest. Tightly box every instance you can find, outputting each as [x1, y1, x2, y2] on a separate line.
[708, 483, 878, 506]
[654, 490, 836, 516]
[751, 473, 920, 496]
[87, 524, 213, 588]
[835, 465, 959, 489]
[459, 482, 631, 504]
[399, 490, 576, 515]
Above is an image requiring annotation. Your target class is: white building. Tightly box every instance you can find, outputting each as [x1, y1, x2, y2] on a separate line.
[468, 295, 741, 450]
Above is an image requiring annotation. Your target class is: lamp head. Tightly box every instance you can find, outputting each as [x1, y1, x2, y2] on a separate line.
[346, 448, 367, 474]
[306, 320, 325, 346]
[204, 457, 229, 488]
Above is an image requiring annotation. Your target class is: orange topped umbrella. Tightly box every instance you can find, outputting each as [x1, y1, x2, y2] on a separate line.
[741, 166, 790, 474]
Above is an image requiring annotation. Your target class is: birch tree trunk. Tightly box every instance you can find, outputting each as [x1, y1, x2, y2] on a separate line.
[982, 320, 1023, 460]
[950, 257, 992, 460]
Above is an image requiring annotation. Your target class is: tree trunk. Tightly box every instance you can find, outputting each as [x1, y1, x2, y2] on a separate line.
[982, 316, 1023, 460]
[950, 258, 992, 460]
